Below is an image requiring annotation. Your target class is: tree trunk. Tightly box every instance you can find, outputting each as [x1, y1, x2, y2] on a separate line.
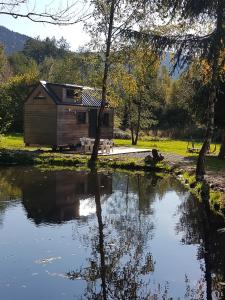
[131, 124, 136, 145]
[134, 102, 141, 145]
[195, 0, 222, 181]
[196, 92, 215, 181]
[218, 128, 225, 159]
[89, 0, 116, 168]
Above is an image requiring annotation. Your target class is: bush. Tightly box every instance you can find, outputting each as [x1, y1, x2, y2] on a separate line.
[114, 128, 131, 140]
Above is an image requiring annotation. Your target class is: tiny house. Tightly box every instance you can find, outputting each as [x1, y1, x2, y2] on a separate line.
[24, 81, 114, 149]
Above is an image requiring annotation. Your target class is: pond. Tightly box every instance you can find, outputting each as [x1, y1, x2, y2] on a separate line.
[0, 167, 225, 300]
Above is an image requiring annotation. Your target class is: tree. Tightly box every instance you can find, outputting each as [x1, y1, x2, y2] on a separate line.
[111, 45, 162, 145]
[9, 52, 38, 76]
[0, 44, 12, 82]
[126, 0, 225, 180]
[47, 51, 103, 86]
[23, 37, 69, 64]
[89, 0, 117, 167]
[88, 0, 153, 165]
[216, 77, 225, 159]
[0, 72, 39, 133]
[0, 1, 90, 25]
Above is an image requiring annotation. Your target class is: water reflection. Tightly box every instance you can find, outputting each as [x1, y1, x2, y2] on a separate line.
[68, 170, 156, 299]
[22, 170, 112, 224]
[176, 192, 225, 299]
[0, 167, 225, 299]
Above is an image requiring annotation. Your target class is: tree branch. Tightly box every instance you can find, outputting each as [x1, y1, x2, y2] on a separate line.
[0, 1, 91, 25]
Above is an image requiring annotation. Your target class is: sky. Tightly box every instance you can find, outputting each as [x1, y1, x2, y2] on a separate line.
[0, 0, 91, 51]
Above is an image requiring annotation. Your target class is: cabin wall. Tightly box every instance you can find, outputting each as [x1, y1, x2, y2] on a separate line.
[101, 109, 114, 139]
[57, 106, 114, 146]
[24, 85, 57, 146]
[57, 105, 89, 145]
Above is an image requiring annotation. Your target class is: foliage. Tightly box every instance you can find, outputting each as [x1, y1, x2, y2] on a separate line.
[0, 44, 11, 82]
[47, 51, 103, 86]
[9, 52, 38, 76]
[23, 37, 70, 64]
[0, 72, 38, 133]
[111, 44, 163, 145]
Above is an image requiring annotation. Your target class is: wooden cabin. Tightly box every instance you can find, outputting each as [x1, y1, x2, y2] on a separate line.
[24, 81, 114, 149]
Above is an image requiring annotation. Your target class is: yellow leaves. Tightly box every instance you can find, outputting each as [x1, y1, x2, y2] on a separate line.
[108, 46, 160, 105]
[121, 73, 138, 96]
[197, 49, 225, 84]
[109, 64, 138, 97]
[200, 59, 212, 84]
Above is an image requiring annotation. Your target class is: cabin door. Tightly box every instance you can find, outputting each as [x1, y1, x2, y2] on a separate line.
[89, 109, 98, 138]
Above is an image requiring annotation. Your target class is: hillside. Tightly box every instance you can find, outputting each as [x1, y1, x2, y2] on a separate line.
[0, 26, 29, 55]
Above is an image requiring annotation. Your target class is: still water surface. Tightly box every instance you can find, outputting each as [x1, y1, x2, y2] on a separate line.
[0, 167, 225, 300]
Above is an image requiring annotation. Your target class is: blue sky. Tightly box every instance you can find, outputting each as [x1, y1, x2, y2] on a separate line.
[0, 1, 90, 50]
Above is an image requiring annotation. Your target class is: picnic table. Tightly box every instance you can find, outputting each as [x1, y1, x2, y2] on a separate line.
[80, 138, 113, 154]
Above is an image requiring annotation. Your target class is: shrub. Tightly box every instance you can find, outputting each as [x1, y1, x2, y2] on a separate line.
[114, 128, 131, 140]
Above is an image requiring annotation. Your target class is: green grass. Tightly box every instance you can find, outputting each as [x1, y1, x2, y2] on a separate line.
[0, 134, 218, 157]
[114, 138, 219, 157]
[0, 134, 224, 172]
[0, 134, 50, 151]
[0, 133, 25, 149]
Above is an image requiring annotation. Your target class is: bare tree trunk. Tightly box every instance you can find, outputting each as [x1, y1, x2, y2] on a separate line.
[218, 128, 225, 159]
[196, 92, 215, 181]
[131, 123, 136, 145]
[133, 102, 141, 145]
[196, 1, 223, 181]
[89, 0, 116, 168]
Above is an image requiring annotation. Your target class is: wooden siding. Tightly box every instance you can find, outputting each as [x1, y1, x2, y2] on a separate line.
[24, 85, 57, 146]
[57, 106, 114, 145]
[101, 109, 114, 139]
[57, 106, 89, 145]
[24, 83, 114, 147]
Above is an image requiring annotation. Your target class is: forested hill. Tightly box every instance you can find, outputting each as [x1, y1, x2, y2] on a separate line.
[0, 26, 29, 54]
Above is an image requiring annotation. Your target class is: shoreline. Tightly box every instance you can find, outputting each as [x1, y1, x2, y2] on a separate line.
[0, 148, 224, 220]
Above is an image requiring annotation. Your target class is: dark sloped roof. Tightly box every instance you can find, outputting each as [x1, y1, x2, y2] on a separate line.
[40, 81, 103, 107]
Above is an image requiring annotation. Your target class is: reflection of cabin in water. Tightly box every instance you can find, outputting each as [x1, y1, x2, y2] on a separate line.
[24, 81, 114, 149]
[21, 170, 112, 224]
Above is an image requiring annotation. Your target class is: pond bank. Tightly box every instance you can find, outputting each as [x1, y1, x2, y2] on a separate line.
[0, 148, 224, 219]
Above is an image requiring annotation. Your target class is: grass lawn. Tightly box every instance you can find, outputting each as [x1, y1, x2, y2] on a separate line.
[114, 138, 219, 156]
[0, 134, 220, 156]
[114, 139, 225, 173]
[0, 134, 224, 172]
[0, 134, 50, 150]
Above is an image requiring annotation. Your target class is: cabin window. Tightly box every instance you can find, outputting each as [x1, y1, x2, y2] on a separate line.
[77, 112, 86, 124]
[66, 88, 81, 101]
[102, 113, 109, 127]
[66, 89, 74, 98]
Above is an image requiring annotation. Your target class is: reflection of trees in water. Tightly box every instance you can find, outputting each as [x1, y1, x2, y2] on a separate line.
[1, 167, 225, 299]
[67, 172, 192, 299]
[0, 167, 22, 225]
[176, 194, 225, 299]
[68, 171, 157, 299]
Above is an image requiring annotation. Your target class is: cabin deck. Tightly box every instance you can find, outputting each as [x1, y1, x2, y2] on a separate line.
[64, 147, 151, 156]
[99, 147, 150, 156]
